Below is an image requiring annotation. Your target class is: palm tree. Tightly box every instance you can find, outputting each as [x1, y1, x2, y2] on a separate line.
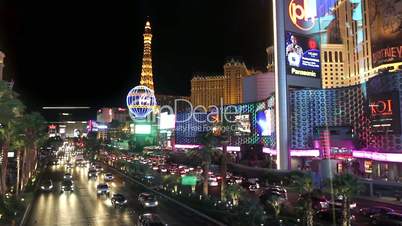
[17, 112, 46, 192]
[294, 173, 314, 226]
[327, 173, 361, 226]
[195, 132, 219, 197]
[0, 81, 25, 194]
[225, 184, 244, 206]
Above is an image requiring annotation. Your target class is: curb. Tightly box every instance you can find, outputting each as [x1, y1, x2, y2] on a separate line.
[100, 162, 227, 226]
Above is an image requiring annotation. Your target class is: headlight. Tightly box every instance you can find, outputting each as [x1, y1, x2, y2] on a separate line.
[41, 186, 45, 189]
[155, 201, 158, 205]
[123, 200, 127, 204]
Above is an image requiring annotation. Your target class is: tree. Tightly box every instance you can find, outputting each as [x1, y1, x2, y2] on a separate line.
[0, 81, 25, 194]
[225, 184, 244, 206]
[326, 173, 361, 226]
[83, 132, 100, 161]
[294, 173, 314, 226]
[194, 132, 220, 198]
[15, 112, 46, 193]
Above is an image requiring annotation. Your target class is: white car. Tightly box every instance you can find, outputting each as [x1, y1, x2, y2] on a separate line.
[138, 193, 158, 208]
[208, 177, 219, 187]
[104, 173, 114, 181]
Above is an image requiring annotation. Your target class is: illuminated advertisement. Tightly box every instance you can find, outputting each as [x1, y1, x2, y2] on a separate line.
[256, 109, 274, 136]
[285, 32, 321, 78]
[233, 114, 251, 135]
[364, 160, 372, 174]
[126, 85, 157, 119]
[369, 92, 401, 134]
[369, 0, 402, 68]
[135, 124, 152, 135]
[160, 112, 176, 130]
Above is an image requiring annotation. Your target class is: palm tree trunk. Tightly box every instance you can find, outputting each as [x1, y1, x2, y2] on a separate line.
[220, 146, 227, 201]
[307, 199, 314, 226]
[16, 150, 20, 196]
[202, 161, 209, 197]
[342, 198, 349, 226]
[1, 143, 9, 194]
[21, 147, 27, 191]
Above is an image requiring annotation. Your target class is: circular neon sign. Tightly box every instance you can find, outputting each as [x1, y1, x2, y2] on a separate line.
[288, 0, 316, 31]
[126, 85, 157, 119]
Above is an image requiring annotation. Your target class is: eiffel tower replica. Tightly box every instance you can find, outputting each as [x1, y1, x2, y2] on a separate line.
[139, 20, 155, 90]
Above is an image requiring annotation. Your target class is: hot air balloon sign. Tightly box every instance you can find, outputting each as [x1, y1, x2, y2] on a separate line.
[126, 85, 157, 119]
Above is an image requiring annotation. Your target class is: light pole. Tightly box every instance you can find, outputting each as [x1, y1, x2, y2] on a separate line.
[273, 0, 290, 170]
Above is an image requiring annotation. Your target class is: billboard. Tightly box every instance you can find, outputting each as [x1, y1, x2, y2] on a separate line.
[369, 92, 401, 134]
[135, 124, 152, 135]
[369, 0, 402, 68]
[256, 109, 274, 136]
[285, 32, 321, 78]
[160, 112, 176, 130]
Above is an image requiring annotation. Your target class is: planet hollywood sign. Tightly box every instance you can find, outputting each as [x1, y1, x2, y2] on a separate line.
[288, 0, 317, 32]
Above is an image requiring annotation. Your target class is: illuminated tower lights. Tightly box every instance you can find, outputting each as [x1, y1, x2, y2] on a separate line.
[140, 20, 155, 90]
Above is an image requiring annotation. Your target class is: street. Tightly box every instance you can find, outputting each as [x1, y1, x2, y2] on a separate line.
[25, 162, 219, 226]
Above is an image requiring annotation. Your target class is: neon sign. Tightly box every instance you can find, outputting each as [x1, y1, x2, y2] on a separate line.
[288, 0, 317, 31]
[370, 99, 393, 116]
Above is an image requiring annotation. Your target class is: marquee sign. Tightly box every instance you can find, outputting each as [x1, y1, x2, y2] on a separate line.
[369, 92, 401, 134]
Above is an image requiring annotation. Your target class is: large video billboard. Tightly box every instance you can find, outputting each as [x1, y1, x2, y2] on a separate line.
[285, 32, 321, 78]
[369, 0, 402, 68]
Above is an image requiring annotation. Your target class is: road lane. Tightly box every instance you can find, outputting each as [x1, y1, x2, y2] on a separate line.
[26, 162, 220, 226]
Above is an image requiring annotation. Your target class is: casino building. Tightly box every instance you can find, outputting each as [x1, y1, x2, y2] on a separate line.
[175, 70, 402, 179]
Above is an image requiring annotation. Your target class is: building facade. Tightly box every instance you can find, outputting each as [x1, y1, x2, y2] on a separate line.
[190, 58, 250, 107]
[242, 72, 275, 103]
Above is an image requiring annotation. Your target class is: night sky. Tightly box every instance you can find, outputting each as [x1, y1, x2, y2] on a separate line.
[0, 0, 273, 110]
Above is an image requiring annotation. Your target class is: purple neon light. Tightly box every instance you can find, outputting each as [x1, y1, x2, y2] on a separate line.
[353, 151, 402, 163]
[174, 144, 320, 157]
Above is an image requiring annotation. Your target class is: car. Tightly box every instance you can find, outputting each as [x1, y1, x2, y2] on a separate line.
[104, 173, 114, 181]
[371, 212, 402, 225]
[48, 160, 59, 166]
[111, 193, 127, 207]
[96, 183, 110, 196]
[95, 165, 103, 172]
[65, 162, 73, 169]
[249, 183, 260, 192]
[63, 173, 72, 180]
[158, 166, 167, 173]
[208, 176, 219, 187]
[138, 193, 159, 208]
[88, 169, 97, 179]
[138, 213, 167, 226]
[268, 186, 287, 199]
[359, 206, 395, 218]
[40, 179, 53, 192]
[311, 195, 329, 210]
[330, 195, 357, 209]
[61, 180, 74, 192]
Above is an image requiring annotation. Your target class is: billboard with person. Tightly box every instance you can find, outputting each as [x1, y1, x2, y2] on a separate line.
[369, 0, 402, 68]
